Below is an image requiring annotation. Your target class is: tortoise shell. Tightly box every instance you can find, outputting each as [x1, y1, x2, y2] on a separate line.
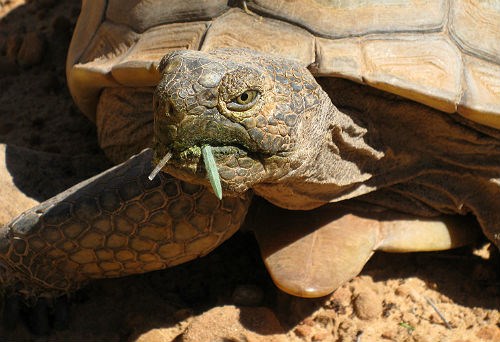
[67, 0, 500, 129]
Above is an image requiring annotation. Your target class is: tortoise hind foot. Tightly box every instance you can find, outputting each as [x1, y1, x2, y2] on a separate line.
[251, 199, 480, 298]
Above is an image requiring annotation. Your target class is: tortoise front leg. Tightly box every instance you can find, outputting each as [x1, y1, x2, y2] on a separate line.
[0, 149, 252, 298]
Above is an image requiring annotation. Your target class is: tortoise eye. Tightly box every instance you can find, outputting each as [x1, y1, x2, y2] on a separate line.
[227, 90, 260, 111]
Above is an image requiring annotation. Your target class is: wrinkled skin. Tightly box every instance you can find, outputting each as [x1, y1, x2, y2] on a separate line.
[154, 48, 500, 246]
[154, 49, 383, 210]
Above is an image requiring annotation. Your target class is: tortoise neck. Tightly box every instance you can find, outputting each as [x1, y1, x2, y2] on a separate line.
[253, 87, 386, 210]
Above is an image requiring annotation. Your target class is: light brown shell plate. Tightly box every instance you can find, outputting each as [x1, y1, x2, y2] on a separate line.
[67, 0, 500, 129]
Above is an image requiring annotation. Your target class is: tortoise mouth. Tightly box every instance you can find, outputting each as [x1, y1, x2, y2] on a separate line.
[164, 143, 250, 170]
[159, 143, 266, 195]
[168, 142, 266, 172]
[177, 144, 247, 160]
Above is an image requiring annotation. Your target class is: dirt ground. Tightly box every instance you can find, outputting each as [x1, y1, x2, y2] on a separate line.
[0, 1, 498, 341]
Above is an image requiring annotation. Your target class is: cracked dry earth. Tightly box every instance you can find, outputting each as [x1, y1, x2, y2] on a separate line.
[0, 1, 499, 341]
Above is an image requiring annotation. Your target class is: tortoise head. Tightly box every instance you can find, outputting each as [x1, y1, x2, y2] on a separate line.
[153, 48, 380, 208]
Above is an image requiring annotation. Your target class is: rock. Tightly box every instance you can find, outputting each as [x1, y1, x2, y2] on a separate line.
[353, 289, 382, 320]
[327, 285, 351, 313]
[17, 32, 45, 67]
[232, 284, 264, 306]
[181, 305, 287, 342]
[294, 324, 312, 338]
[381, 329, 397, 340]
[395, 282, 422, 302]
[311, 330, 331, 341]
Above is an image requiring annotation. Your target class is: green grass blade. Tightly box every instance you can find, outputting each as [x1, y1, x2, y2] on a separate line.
[202, 145, 222, 200]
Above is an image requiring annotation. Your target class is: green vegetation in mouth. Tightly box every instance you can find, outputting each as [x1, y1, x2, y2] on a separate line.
[202, 145, 223, 200]
[178, 145, 202, 160]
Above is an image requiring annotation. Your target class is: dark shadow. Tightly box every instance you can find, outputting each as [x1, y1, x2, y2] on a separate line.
[5, 144, 111, 201]
[0, 0, 108, 201]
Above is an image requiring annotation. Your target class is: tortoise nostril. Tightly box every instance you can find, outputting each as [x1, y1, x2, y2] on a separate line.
[164, 99, 186, 124]
[154, 97, 179, 123]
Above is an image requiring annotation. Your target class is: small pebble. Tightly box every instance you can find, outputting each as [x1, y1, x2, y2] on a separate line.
[353, 290, 382, 320]
[311, 330, 330, 341]
[395, 284, 419, 302]
[381, 329, 397, 340]
[232, 284, 264, 306]
[294, 324, 312, 338]
[330, 286, 351, 307]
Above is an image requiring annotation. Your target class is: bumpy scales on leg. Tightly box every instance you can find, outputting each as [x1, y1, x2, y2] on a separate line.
[0, 149, 251, 298]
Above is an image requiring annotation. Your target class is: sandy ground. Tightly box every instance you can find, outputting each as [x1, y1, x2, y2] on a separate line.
[0, 1, 498, 341]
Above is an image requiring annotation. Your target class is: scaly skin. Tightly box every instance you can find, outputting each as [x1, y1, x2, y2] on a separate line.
[1, 48, 499, 298]
[154, 49, 500, 246]
[0, 149, 251, 297]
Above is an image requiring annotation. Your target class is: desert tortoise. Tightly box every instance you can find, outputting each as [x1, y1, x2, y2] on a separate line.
[1, 0, 499, 301]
